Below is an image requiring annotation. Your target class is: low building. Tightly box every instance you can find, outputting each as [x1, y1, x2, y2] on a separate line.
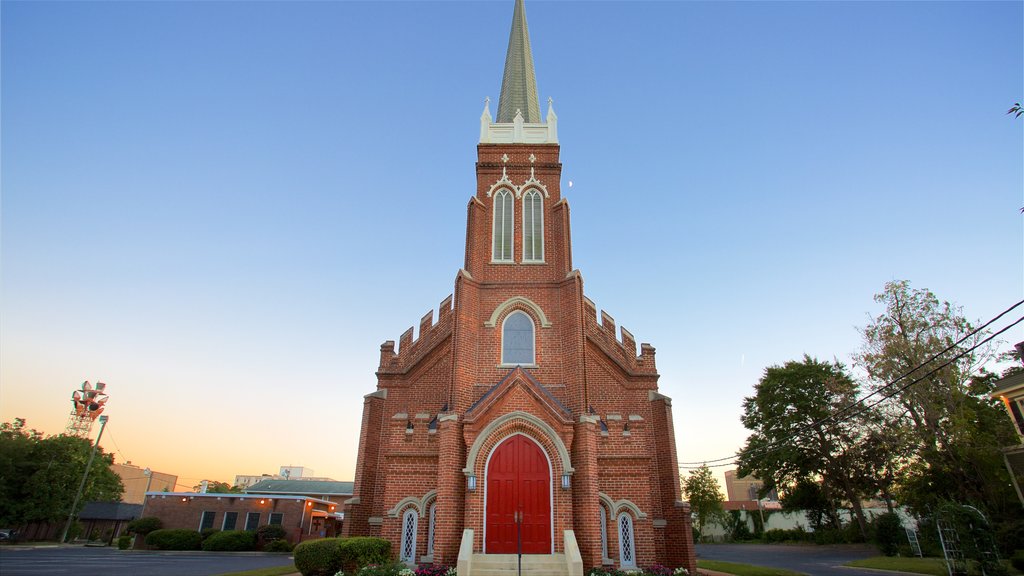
[724, 470, 778, 502]
[111, 462, 178, 504]
[990, 343, 1024, 507]
[141, 492, 337, 544]
[78, 502, 143, 544]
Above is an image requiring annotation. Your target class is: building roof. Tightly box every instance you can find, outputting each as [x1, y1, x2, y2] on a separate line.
[993, 371, 1024, 398]
[244, 479, 354, 495]
[496, 0, 540, 123]
[145, 492, 334, 506]
[79, 501, 144, 521]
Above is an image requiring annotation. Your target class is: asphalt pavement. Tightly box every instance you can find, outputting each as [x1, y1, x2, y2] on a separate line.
[696, 543, 897, 576]
[0, 545, 296, 576]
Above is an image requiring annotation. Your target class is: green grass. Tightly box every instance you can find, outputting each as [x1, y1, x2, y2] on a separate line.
[697, 559, 807, 576]
[213, 566, 297, 576]
[845, 556, 949, 576]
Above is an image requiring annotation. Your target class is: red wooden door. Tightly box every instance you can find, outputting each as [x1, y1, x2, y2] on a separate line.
[485, 434, 551, 554]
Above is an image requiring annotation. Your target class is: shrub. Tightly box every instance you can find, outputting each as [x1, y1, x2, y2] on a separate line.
[294, 538, 344, 576]
[201, 528, 220, 541]
[257, 523, 288, 543]
[116, 535, 132, 550]
[127, 517, 162, 535]
[202, 530, 257, 552]
[264, 539, 293, 553]
[145, 528, 202, 550]
[872, 513, 903, 556]
[763, 527, 811, 543]
[414, 566, 455, 576]
[1010, 550, 1024, 571]
[338, 537, 392, 572]
[355, 563, 411, 576]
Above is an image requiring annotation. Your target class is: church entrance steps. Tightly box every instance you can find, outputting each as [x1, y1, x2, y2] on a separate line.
[457, 529, 583, 576]
[468, 553, 569, 576]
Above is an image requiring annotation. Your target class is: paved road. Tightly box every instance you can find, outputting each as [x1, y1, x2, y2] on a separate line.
[0, 545, 296, 576]
[696, 543, 892, 576]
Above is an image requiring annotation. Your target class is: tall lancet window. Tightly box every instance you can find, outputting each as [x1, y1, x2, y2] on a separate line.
[522, 190, 543, 262]
[502, 311, 535, 365]
[492, 189, 514, 262]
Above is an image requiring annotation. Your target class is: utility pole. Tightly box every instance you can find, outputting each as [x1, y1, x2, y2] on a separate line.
[61, 415, 109, 543]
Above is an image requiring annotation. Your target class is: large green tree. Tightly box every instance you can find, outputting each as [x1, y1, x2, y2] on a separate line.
[0, 419, 123, 528]
[736, 356, 872, 537]
[854, 281, 1018, 518]
[682, 464, 726, 539]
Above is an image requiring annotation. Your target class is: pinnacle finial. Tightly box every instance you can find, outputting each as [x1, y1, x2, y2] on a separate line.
[496, 0, 541, 123]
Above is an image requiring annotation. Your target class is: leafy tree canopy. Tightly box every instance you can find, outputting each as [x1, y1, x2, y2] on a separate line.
[682, 464, 726, 537]
[0, 419, 123, 527]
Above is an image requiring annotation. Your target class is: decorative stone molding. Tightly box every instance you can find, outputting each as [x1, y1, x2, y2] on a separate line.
[463, 410, 573, 477]
[484, 296, 552, 328]
[387, 489, 437, 518]
[598, 492, 648, 519]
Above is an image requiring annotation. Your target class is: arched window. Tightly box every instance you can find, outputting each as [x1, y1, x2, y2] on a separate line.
[618, 512, 636, 569]
[492, 189, 514, 262]
[599, 506, 609, 560]
[427, 502, 437, 556]
[502, 311, 535, 365]
[522, 190, 543, 262]
[400, 508, 418, 564]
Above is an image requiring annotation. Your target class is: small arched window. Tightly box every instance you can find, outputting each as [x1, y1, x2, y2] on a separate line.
[427, 502, 437, 556]
[522, 190, 543, 262]
[400, 508, 418, 563]
[492, 189, 514, 262]
[599, 506, 609, 560]
[618, 512, 636, 569]
[502, 311, 535, 365]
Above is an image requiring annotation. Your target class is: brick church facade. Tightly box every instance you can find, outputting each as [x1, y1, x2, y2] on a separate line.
[342, 2, 696, 573]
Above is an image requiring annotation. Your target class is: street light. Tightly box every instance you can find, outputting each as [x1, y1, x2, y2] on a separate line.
[61, 415, 109, 543]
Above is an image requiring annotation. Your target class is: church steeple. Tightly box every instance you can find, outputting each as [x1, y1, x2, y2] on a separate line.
[496, 0, 541, 123]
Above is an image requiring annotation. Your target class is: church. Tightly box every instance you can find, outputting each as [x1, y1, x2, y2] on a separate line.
[342, 2, 697, 574]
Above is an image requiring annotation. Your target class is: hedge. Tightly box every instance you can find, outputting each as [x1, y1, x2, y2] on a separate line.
[294, 538, 344, 576]
[293, 537, 392, 576]
[145, 528, 202, 550]
[202, 530, 257, 551]
[126, 516, 162, 535]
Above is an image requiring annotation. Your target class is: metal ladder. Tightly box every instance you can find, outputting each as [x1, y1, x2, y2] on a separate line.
[936, 518, 967, 576]
[905, 526, 922, 557]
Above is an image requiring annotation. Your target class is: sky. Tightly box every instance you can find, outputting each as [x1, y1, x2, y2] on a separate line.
[1, 0, 1021, 493]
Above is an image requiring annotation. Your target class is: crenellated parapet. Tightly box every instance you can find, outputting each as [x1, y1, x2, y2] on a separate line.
[582, 297, 657, 375]
[378, 295, 455, 374]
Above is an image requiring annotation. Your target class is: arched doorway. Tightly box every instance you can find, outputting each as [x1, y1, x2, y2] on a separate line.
[485, 434, 551, 554]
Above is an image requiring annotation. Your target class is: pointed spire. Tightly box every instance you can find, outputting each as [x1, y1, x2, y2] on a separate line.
[497, 0, 541, 123]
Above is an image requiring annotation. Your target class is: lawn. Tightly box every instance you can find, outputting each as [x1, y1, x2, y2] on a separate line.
[214, 566, 297, 576]
[845, 557, 949, 576]
[697, 559, 807, 576]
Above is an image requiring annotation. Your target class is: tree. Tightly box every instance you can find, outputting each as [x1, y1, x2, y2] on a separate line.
[854, 281, 1017, 518]
[0, 419, 123, 528]
[194, 480, 242, 494]
[682, 464, 725, 539]
[736, 356, 872, 538]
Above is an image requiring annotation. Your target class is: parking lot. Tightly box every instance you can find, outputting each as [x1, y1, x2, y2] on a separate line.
[0, 545, 296, 576]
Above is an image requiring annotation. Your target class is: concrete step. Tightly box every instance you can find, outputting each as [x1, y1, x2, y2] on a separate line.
[469, 553, 569, 576]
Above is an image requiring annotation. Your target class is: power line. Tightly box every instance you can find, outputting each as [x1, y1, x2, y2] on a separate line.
[678, 300, 1023, 470]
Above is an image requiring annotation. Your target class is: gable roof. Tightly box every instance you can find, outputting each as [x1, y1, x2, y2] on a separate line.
[79, 501, 144, 521]
[244, 479, 354, 495]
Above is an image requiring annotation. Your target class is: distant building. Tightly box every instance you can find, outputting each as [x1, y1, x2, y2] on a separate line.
[142, 492, 337, 544]
[244, 479, 353, 508]
[724, 470, 778, 502]
[111, 462, 178, 504]
[234, 465, 335, 489]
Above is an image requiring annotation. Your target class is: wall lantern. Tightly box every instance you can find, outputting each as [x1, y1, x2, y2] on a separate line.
[181, 497, 188, 502]
[330, 506, 336, 511]
[468, 475, 477, 491]
[561, 474, 570, 490]
[307, 502, 313, 507]
[260, 499, 266, 504]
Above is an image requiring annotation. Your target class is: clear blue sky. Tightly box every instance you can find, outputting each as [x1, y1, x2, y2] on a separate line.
[2, 0, 1021, 489]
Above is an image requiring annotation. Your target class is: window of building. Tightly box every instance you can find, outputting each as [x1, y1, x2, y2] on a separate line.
[492, 189, 514, 262]
[269, 512, 283, 526]
[427, 502, 437, 557]
[522, 190, 543, 262]
[400, 508, 418, 564]
[618, 513, 636, 569]
[199, 511, 215, 531]
[599, 507, 608, 560]
[501, 311, 535, 365]
[245, 512, 261, 531]
[222, 511, 238, 531]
